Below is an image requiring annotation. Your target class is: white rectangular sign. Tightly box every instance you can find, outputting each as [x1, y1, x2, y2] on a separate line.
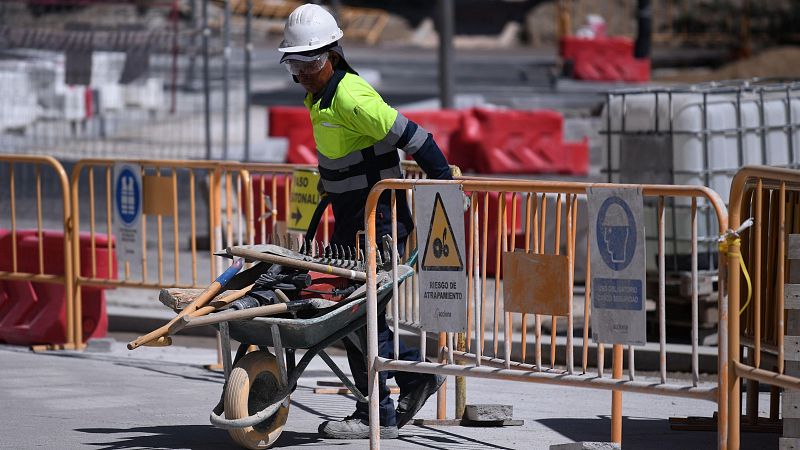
[588, 187, 647, 345]
[413, 185, 467, 332]
[113, 163, 142, 271]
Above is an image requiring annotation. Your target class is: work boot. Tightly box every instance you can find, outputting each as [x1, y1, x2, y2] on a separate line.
[395, 374, 446, 428]
[318, 415, 399, 439]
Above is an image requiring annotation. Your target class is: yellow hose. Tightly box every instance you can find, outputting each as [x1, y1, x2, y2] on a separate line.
[719, 237, 753, 316]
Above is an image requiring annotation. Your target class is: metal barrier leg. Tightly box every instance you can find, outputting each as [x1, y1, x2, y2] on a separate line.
[219, 321, 233, 380]
[612, 344, 623, 444]
[728, 238, 742, 450]
[437, 332, 447, 420]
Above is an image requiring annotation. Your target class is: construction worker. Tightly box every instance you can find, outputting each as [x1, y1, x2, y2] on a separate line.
[279, 3, 450, 440]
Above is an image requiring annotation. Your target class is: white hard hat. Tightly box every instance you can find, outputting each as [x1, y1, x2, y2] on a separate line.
[278, 4, 344, 53]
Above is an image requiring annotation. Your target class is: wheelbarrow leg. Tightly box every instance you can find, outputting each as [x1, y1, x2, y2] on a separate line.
[270, 324, 289, 389]
[319, 350, 368, 403]
[219, 321, 233, 380]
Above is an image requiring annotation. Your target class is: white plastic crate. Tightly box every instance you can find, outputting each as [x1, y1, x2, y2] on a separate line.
[63, 85, 87, 121]
[98, 83, 124, 112]
[124, 77, 164, 111]
[0, 64, 40, 131]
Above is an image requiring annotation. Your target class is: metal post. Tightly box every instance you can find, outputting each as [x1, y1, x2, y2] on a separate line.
[202, 0, 211, 160]
[437, 0, 455, 109]
[455, 332, 466, 419]
[185, 0, 198, 89]
[244, 0, 252, 162]
[366, 222, 380, 448]
[611, 344, 623, 444]
[727, 238, 741, 449]
[437, 332, 447, 420]
[222, 0, 231, 160]
[556, 0, 571, 40]
[634, 0, 652, 59]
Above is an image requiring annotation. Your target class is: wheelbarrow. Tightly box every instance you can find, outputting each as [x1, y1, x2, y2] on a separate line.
[201, 251, 414, 449]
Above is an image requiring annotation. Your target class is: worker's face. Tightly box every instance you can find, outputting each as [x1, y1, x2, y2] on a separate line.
[285, 52, 335, 95]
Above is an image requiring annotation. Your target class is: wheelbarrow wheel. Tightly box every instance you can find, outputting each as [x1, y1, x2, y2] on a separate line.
[224, 350, 290, 449]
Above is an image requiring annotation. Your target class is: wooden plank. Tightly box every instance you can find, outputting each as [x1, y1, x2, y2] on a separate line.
[314, 387, 400, 395]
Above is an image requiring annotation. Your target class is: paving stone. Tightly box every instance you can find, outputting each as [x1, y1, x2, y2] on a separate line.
[464, 404, 513, 421]
[550, 442, 621, 450]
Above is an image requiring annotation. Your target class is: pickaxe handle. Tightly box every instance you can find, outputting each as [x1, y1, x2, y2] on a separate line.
[172, 300, 310, 330]
[127, 258, 244, 350]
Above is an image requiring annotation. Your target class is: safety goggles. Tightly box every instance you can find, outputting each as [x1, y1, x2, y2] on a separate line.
[283, 52, 329, 76]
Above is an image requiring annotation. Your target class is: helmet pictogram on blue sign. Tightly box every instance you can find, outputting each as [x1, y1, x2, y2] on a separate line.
[116, 167, 140, 226]
[596, 196, 636, 271]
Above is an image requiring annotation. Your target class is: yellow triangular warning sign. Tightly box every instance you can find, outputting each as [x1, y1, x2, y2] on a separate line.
[422, 193, 463, 271]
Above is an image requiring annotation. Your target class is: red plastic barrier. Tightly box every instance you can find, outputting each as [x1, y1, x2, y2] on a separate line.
[0, 230, 115, 346]
[464, 108, 588, 175]
[560, 36, 650, 82]
[249, 175, 334, 243]
[402, 110, 464, 161]
[270, 107, 468, 165]
[267, 106, 588, 175]
[268, 106, 316, 164]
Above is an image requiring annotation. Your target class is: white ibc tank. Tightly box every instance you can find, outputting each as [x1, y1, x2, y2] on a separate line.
[603, 82, 800, 202]
[602, 80, 800, 269]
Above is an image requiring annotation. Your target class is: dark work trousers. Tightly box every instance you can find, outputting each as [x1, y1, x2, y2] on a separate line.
[344, 311, 428, 426]
[342, 237, 433, 426]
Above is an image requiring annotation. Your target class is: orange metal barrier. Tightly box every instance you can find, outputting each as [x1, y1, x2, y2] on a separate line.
[727, 166, 800, 449]
[365, 178, 730, 449]
[0, 155, 78, 349]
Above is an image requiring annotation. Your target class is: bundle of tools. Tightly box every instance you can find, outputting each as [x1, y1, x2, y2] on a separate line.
[125, 240, 389, 350]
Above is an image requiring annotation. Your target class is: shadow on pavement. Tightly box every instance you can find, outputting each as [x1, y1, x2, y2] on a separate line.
[76, 425, 235, 449]
[538, 416, 777, 450]
[397, 424, 517, 450]
[76, 425, 333, 449]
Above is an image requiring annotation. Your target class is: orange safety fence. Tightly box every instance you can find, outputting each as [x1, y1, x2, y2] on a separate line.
[0, 155, 78, 349]
[365, 178, 730, 449]
[727, 166, 800, 449]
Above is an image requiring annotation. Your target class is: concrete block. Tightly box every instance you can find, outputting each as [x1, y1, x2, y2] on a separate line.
[84, 338, 114, 353]
[787, 360, 800, 376]
[785, 418, 800, 438]
[785, 392, 800, 419]
[550, 443, 621, 450]
[787, 284, 800, 310]
[787, 336, 800, 362]
[787, 418, 800, 439]
[789, 310, 800, 337]
[789, 235, 800, 260]
[464, 404, 513, 422]
[781, 437, 800, 450]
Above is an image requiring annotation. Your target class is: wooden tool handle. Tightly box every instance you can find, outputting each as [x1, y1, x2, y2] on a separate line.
[179, 302, 297, 329]
[127, 259, 244, 350]
[168, 283, 255, 335]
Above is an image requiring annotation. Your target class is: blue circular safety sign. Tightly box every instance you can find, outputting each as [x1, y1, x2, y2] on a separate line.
[115, 167, 140, 226]
[595, 196, 636, 271]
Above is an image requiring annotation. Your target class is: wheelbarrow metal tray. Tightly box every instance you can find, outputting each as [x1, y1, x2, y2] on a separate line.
[226, 265, 413, 349]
